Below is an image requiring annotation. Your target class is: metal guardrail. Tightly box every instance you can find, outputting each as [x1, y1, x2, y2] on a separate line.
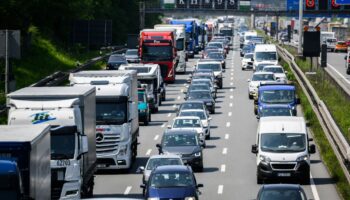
[277, 45, 350, 184]
[0, 47, 126, 116]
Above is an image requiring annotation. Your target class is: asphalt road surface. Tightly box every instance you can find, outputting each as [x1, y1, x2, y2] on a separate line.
[327, 52, 350, 83]
[93, 36, 341, 200]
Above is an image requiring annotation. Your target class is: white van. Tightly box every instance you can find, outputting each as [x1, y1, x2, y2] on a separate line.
[253, 44, 278, 71]
[243, 31, 257, 46]
[251, 117, 316, 184]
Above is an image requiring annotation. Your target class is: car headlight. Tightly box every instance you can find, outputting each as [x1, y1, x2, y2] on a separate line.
[185, 197, 196, 200]
[296, 155, 308, 162]
[118, 145, 128, 156]
[194, 152, 201, 157]
[148, 198, 160, 200]
[140, 109, 146, 113]
[259, 155, 271, 163]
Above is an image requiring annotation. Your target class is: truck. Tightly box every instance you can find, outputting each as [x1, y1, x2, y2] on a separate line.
[170, 19, 197, 58]
[119, 63, 164, 113]
[69, 70, 139, 170]
[251, 117, 316, 184]
[139, 29, 177, 83]
[7, 86, 96, 199]
[0, 125, 51, 200]
[154, 24, 187, 73]
[320, 31, 336, 51]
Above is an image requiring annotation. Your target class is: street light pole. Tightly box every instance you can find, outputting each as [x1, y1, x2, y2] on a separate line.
[298, 0, 303, 55]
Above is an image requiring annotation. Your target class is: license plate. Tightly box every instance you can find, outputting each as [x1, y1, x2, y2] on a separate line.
[277, 173, 291, 177]
[98, 164, 106, 168]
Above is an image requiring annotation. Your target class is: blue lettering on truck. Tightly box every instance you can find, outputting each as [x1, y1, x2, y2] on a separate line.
[31, 112, 56, 124]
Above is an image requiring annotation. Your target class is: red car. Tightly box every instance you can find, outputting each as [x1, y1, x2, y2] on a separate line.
[345, 40, 350, 47]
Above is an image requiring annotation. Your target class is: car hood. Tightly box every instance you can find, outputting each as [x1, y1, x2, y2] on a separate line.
[149, 187, 196, 198]
[126, 55, 139, 59]
[163, 146, 201, 155]
[274, 73, 287, 79]
[138, 102, 147, 110]
[188, 98, 214, 103]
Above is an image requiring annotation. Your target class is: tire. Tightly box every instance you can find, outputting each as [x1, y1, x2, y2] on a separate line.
[81, 176, 94, 198]
[242, 68, 245, 71]
[346, 67, 350, 75]
[144, 117, 148, 126]
[196, 164, 204, 172]
[205, 132, 210, 140]
[149, 112, 151, 122]
[301, 173, 310, 185]
[249, 94, 253, 99]
[257, 176, 263, 184]
[162, 93, 166, 101]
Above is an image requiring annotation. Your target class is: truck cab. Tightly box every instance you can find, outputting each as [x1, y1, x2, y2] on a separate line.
[69, 70, 139, 170]
[254, 84, 300, 116]
[253, 44, 278, 71]
[251, 117, 316, 184]
[170, 19, 197, 58]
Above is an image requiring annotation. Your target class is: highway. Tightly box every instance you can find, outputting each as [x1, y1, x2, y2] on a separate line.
[93, 36, 341, 200]
[327, 52, 350, 83]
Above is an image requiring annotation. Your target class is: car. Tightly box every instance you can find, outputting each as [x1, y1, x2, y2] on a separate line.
[125, 49, 140, 63]
[345, 40, 350, 47]
[189, 72, 216, 86]
[345, 52, 350, 75]
[335, 41, 348, 52]
[248, 72, 276, 99]
[178, 109, 212, 139]
[185, 83, 216, 99]
[191, 79, 217, 97]
[168, 116, 206, 144]
[156, 130, 204, 171]
[255, 62, 276, 72]
[106, 54, 127, 70]
[207, 52, 226, 69]
[196, 60, 224, 89]
[185, 90, 216, 114]
[262, 65, 288, 83]
[240, 44, 254, 57]
[141, 165, 203, 199]
[241, 53, 254, 70]
[202, 47, 224, 58]
[256, 184, 308, 200]
[138, 88, 151, 125]
[207, 42, 226, 55]
[176, 101, 209, 116]
[256, 104, 294, 120]
[138, 154, 183, 184]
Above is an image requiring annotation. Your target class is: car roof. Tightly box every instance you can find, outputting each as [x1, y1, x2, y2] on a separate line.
[262, 184, 302, 190]
[174, 116, 201, 120]
[180, 100, 204, 104]
[153, 165, 191, 173]
[192, 79, 211, 82]
[164, 129, 198, 135]
[148, 154, 182, 159]
[263, 65, 283, 69]
[259, 84, 295, 91]
[259, 117, 306, 134]
[180, 109, 205, 112]
[253, 72, 274, 75]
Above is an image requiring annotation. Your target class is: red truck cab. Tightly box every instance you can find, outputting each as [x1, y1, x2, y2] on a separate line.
[139, 29, 177, 83]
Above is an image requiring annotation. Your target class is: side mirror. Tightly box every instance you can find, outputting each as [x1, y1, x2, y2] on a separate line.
[247, 79, 251, 82]
[309, 144, 316, 154]
[137, 166, 145, 173]
[208, 117, 212, 121]
[256, 115, 260, 120]
[345, 56, 348, 60]
[80, 135, 89, 154]
[156, 144, 161, 149]
[254, 99, 258, 105]
[306, 121, 311, 127]
[197, 183, 204, 188]
[278, 57, 281, 62]
[251, 58, 254, 61]
[222, 69, 226, 72]
[140, 184, 146, 189]
[296, 98, 301, 104]
[285, 71, 288, 74]
[308, 138, 314, 142]
[251, 144, 258, 154]
[183, 90, 187, 94]
[167, 125, 172, 129]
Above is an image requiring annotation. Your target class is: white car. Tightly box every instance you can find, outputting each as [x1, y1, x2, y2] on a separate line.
[138, 154, 183, 184]
[248, 72, 276, 99]
[178, 109, 212, 139]
[262, 65, 288, 83]
[168, 116, 206, 143]
[241, 53, 254, 70]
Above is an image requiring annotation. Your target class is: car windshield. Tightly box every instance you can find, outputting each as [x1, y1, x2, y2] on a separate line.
[261, 133, 306, 152]
[146, 158, 182, 170]
[138, 92, 145, 102]
[192, 80, 212, 87]
[208, 43, 223, 48]
[263, 67, 284, 73]
[51, 133, 75, 159]
[188, 91, 212, 99]
[197, 63, 221, 71]
[260, 90, 295, 104]
[96, 100, 128, 125]
[150, 171, 194, 188]
[189, 85, 210, 91]
[252, 74, 275, 81]
[126, 49, 138, 56]
[173, 118, 201, 128]
[260, 107, 293, 117]
[244, 54, 253, 59]
[256, 52, 277, 61]
[163, 134, 198, 147]
[208, 53, 224, 59]
[256, 64, 270, 72]
[108, 55, 126, 63]
[192, 76, 211, 81]
[179, 111, 205, 120]
[260, 189, 306, 200]
[142, 45, 172, 61]
[180, 103, 203, 110]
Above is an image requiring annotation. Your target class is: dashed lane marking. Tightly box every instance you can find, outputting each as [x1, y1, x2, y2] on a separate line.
[145, 149, 152, 156]
[218, 185, 224, 194]
[161, 123, 166, 128]
[310, 173, 320, 200]
[124, 186, 132, 195]
[221, 164, 226, 172]
[167, 113, 172, 117]
[228, 112, 232, 117]
[225, 134, 229, 139]
[230, 95, 233, 99]
[229, 103, 233, 107]
[154, 135, 159, 140]
[226, 122, 231, 127]
[177, 96, 181, 100]
[222, 148, 228, 155]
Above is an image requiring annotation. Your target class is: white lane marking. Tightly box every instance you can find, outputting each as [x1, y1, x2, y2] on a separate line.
[177, 96, 181, 100]
[167, 113, 172, 117]
[230, 82, 233, 86]
[154, 135, 159, 140]
[230, 95, 233, 99]
[230, 88, 233, 92]
[230, 73, 234, 76]
[230, 77, 233, 80]
[181, 89, 184, 93]
[183, 83, 187, 86]
[161, 123, 166, 128]
[225, 134, 229, 139]
[145, 149, 152, 156]
[218, 185, 224, 194]
[124, 186, 132, 195]
[327, 63, 350, 84]
[226, 122, 231, 127]
[221, 164, 226, 172]
[310, 173, 320, 200]
[173, 104, 177, 108]
[229, 103, 233, 107]
[228, 112, 232, 117]
[222, 148, 228, 155]
[231, 69, 234, 72]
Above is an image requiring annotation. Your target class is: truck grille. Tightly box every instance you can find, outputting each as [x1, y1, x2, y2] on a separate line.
[51, 168, 66, 199]
[96, 133, 121, 155]
[271, 163, 296, 170]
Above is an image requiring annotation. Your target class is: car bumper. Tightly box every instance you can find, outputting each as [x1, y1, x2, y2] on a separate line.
[205, 104, 215, 112]
[257, 161, 310, 181]
[182, 156, 203, 168]
[138, 112, 148, 121]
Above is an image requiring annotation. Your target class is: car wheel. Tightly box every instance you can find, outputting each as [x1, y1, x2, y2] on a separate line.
[144, 117, 149, 126]
[257, 174, 263, 184]
[149, 112, 151, 122]
[242, 67, 245, 71]
[162, 93, 166, 101]
[205, 132, 210, 140]
[249, 94, 253, 99]
[347, 67, 350, 75]
[301, 173, 310, 185]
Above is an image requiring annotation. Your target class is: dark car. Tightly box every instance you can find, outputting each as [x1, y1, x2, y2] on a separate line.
[185, 90, 215, 114]
[256, 184, 308, 200]
[176, 101, 209, 116]
[106, 54, 127, 70]
[125, 49, 140, 63]
[156, 129, 204, 171]
[207, 52, 226, 69]
[240, 44, 254, 57]
[141, 165, 203, 199]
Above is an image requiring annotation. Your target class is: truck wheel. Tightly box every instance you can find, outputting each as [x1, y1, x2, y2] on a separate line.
[205, 132, 210, 140]
[347, 67, 350, 75]
[81, 177, 94, 198]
